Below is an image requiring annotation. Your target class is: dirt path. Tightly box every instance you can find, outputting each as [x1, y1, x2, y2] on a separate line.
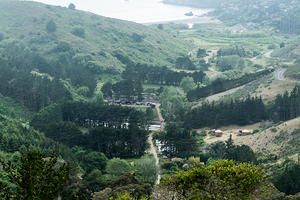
[148, 103, 164, 184]
[274, 68, 287, 81]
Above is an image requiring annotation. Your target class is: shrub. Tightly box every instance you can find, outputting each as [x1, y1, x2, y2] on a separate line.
[270, 128, 277, 133]
[46, 19, 57, 33]
[68, 3, 76, 9]
[71, 27, 85, 38]
[131, 33, 144, 42]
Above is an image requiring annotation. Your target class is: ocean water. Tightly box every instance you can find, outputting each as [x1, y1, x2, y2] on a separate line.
[28, 0, 209, 23]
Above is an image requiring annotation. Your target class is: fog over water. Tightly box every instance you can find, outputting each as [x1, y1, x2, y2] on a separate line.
[28, 0, 209, 23]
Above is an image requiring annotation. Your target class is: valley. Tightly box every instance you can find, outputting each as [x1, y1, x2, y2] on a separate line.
[0, 0, 300, 199]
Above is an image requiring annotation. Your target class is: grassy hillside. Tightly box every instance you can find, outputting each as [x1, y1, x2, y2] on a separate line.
[234, 117, 300, 158]
[0, 0, 189, 74]
[286, 63, 300, 80]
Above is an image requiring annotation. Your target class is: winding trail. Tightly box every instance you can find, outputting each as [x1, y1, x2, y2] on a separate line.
[274, 68, 287, 81]
[148, 103, 164, 184]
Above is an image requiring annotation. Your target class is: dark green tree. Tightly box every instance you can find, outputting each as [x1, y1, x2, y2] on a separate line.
[101, 82, 113, 98]
[46, 19, 57, 33]
[196, 48, 206, 58]
[0, 149, 70, 200]
[68, 3, 76, 9]
[273, 162, 300, 195]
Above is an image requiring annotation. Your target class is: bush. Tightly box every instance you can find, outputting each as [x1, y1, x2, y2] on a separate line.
[268, 44, 277, 49]
[55, 41, 72, 52]
[68, 3, 76, 9]
[131, 33, 144, 42]
[71, 27, 85, 38]
[157, 24, 164, 30]
[46, 19, 57, 33]
[270, 128, 278, 133]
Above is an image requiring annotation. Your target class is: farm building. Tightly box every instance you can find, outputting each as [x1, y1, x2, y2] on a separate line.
[238, 129, 251, 136]
[213, 130, 223, 136]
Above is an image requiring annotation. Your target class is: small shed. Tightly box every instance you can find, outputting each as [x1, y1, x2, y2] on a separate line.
[239, 129, 251, 136]
[214, 130, 223, 136]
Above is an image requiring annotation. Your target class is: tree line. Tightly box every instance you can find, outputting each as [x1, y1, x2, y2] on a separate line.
[31, 102, 151, 158]
[187, 69, 273, 101]
[101, 79, 143, 101]
[45, 122, 147, 159]
[271, 85, 300, 122]
[184, 96, 267, 129]
[122, 63, 206, 86]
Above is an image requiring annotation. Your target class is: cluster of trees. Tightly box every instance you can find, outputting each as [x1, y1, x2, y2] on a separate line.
[0, 150, 70, 199]
[0, 59, 72, 111]
[184, 96, 266, 128]
[217, 45, 247, 57]
[0, 150, 155, 200]
[59, 102, 149, 129]
[122, 63, 206, 86]
[187, 69, 273, 101]
[160, 87, 187, 122]
[206, 135, 257, 163]
[276, 12, 300, 34]
[45, 123, 147, 158]
[272, 159, 300, 195]
[154, 124, 199, 158]
[196, 48, 207, 58]
[175, 56, 196, 70]
[31, 102, 150, 158]
[215, 55, 245, 72]
[0, 41, 98, 93]
[101, 80, 143, 101]
[271, 85, 300, 122]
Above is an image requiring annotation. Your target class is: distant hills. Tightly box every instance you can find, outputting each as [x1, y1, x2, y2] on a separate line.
[0, 0, 188, 74]
[164, 0, 300, 34]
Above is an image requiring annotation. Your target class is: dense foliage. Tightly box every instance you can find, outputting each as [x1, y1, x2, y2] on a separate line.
[162, 160, 268, 200]
[154, 124, 199, 158]
[31, 102, 149, 158]
[271, 85, 300, 122]
[0, 149, 70, 199]
[0, 58, 72, 111]
[122, 63, 206, 86]
[207, 135, 257, 164]
[184, 96, 266, 128]
[272, 160, 300, 195]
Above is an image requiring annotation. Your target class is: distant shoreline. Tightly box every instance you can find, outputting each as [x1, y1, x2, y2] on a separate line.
[143, 16, 220, 25]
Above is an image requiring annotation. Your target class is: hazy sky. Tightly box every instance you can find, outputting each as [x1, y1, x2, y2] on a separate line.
[29, 0, 209, 23]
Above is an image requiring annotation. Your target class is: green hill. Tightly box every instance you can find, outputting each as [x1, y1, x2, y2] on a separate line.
[0, 0, 188, 74]
[0, 0, 191, 111]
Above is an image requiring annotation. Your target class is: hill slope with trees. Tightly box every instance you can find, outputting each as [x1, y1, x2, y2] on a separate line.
[0, 0, 188, 74]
